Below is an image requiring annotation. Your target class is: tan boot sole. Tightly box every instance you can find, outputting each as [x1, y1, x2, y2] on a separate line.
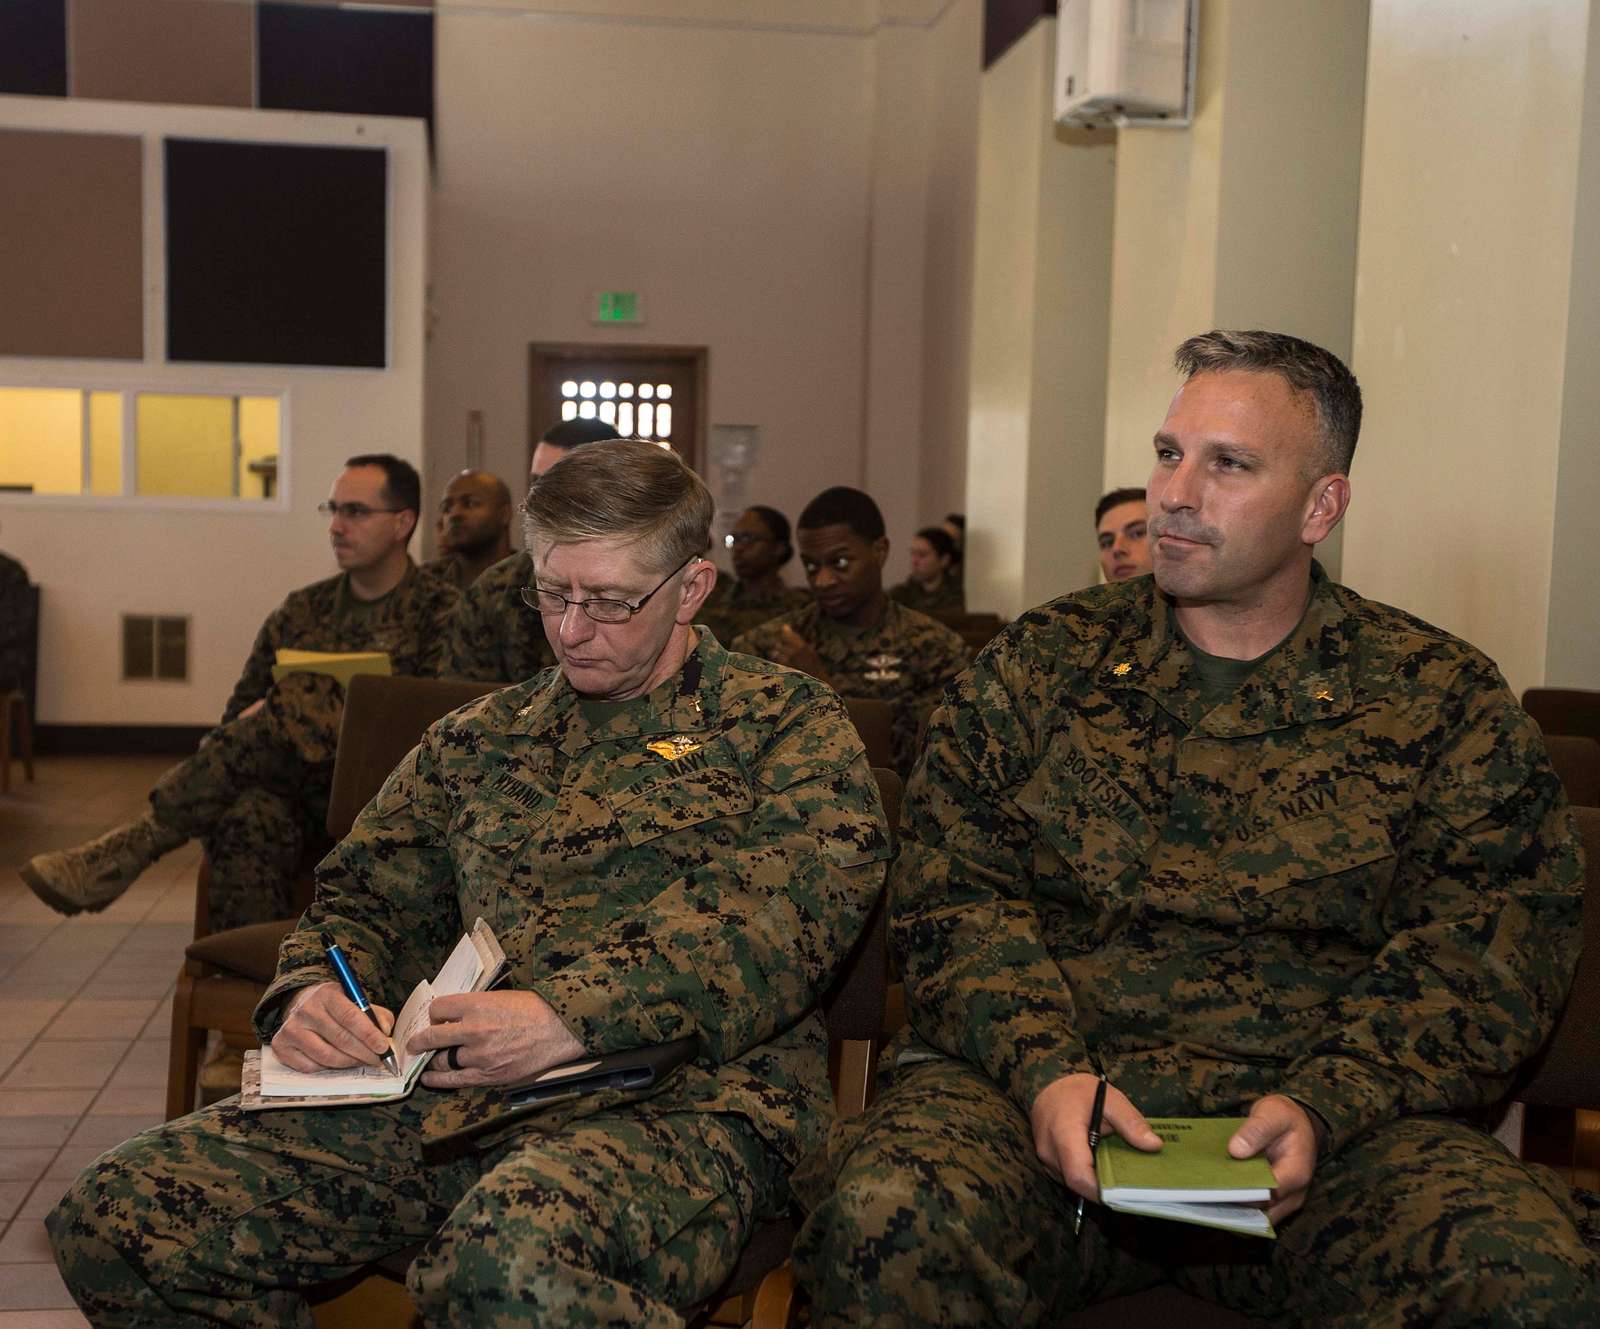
[19, 862, 93, 916]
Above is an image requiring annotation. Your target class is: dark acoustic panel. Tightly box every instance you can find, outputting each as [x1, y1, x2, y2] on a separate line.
[0, 0, 67, 96]
[165, 138, 387, 368]
[257, 3, 434, 143]
[984, 0, 1056, 69]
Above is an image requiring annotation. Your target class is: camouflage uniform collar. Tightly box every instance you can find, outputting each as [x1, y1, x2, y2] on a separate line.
[332, 557, 416, 617]
[1106, 563, 1355, 735]
[514, 628, 726, 749]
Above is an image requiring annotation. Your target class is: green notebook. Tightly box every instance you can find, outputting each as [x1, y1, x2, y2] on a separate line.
[1095, 1117, 1277, 1238]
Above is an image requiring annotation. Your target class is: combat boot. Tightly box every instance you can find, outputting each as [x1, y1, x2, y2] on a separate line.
[20, 813, 186, 916]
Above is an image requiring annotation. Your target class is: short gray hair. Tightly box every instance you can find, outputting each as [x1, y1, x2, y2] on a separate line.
[521, 439, 713, 573]
[1174, 329, 1363, 476]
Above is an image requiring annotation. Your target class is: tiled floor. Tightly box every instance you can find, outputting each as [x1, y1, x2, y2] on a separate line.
[0, 754, 197, 1326]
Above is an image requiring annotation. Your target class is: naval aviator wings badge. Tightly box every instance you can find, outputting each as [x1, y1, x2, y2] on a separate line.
[647, 736, 703, 762]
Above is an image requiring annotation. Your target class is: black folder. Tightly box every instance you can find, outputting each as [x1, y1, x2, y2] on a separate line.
[503, 1034, 699, 1106]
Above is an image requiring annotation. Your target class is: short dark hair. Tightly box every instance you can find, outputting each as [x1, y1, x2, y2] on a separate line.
[746, 505, 794, 566]
[539, 419, 623, 449]
[1095, 487, 1146, 527]
[1174, 330, 1362, 475]
[914, 526, 957, 560]
[798, 487, 885, 542]
[344, 454, 421, 515]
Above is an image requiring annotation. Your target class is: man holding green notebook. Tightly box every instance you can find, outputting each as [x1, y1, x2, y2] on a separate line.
[794, 331, 1596, 1326]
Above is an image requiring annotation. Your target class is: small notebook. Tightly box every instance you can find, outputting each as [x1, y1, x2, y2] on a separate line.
[1095, 1117, 1277, 1238]
[241, 918, 507, 1110]
[270, 649, 392, 688]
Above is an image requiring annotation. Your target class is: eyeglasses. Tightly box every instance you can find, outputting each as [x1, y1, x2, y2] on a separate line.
[520, 554, 698, 624]
[318, 502, 405, 521]
[724, 532, 773, 548]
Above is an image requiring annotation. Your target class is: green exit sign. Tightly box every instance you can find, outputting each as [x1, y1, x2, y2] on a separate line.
[594, 291, 644, 324]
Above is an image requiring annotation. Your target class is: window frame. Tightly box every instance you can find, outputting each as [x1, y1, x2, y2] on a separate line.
[0, 377, 292, 512]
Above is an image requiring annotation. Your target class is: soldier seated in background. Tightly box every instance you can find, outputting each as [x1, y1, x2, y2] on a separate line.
[446, 418, 621, 683]
[49, 439, 891, 1329]
[791, 330, 1596, 1328]
[700, 503, 811, 643]
[424, 469, 513, 589]
[734, 486, 969, 780]
[1094, 485, 1152, 582]
[889, 525, 965, 616]
[21, 455, 459, 932]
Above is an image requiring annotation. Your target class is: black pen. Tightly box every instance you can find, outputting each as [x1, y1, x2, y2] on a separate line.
[1074, 1073, 1109, 1238]
[321, 932, 400, 1076]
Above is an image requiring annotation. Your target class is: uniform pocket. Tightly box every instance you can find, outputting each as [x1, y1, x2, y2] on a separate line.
[1013, 758, 1154, 901]
[607, 766, 755, 847]
[448, 790, 547, 925]
[1219, 800, 1396, 926]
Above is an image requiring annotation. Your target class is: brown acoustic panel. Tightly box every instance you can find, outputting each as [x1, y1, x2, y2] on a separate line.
[0, 128, 143, 361]
[71, 0, 252, 108]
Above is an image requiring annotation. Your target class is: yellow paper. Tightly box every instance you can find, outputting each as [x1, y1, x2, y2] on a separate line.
[270, 649, 393, 688]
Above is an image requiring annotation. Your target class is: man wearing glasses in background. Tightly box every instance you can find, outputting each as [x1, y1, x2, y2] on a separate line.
[22, 454, 459, 940]
[51, 438, 890, 1328]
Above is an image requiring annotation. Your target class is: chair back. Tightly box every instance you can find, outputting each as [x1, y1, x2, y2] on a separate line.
[843, 697, 895, 770]
[1516, 805, 1600, 1109]
[948, 611, 1005, 655]
[326, 674, 501, 840]
[1546, 735, 1600, 808]
[1524, 687, 1600, 743]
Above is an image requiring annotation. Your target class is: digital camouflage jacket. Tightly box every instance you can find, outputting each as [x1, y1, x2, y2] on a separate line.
[445, 550, 556, 685]
[222, 561, 460, 724]
[256, 632, 892, 1159]
[891, 566, 1583, 1154]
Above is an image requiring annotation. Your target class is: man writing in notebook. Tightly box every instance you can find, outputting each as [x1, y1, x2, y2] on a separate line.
[21, 454, 459, 933]
[50, 439, 891, 1328]
[793, 331, 1595, 1326]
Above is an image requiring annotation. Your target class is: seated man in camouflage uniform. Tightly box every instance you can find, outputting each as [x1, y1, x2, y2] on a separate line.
[446, 417, 621, 683]
[21, 455, 459, 932]
[700, 503, 811, 644]
[424, 468, 513, 589]
[793, 331, 1597, 1327]
[49, 439, 891, 1328]
[734, 486, 969, 780]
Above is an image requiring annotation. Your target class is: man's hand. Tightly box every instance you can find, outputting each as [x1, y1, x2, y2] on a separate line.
[411, 990, 585, 1089]
[767, 625, 832, 687]
[1228, 1094, 1321, 1222]
[1030, 1073, 1163, 1203]
[270, 981, 394, 1072]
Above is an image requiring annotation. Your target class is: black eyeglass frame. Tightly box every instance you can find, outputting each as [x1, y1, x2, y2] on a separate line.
[520, 553, 700, 624]
[317, 501, 406, 520]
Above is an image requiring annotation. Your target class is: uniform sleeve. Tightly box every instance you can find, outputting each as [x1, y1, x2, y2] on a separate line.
[445, 578, 506, 682]
[410, 579, 462, 678]
[891, 645, 1094, 1115]
[529, 693, 892, 1065]
[220, 605, 287, 724]
[1278, 662, 1584, 1153]
[252, 740, 463, 1039]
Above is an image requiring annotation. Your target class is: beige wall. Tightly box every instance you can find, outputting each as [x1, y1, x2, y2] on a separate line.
[1102, 0, 1368, 578]
[0, 95, 428, 726]
[965, 21, 1116, 618]
[1345, 0, 1595, 697]
[427, 0, 978, 585]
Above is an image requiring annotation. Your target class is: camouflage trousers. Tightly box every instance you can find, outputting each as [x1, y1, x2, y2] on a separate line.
[791, 1056, 1599, 1329]
[149, 673, 344, 931]
[47, 1089, 786, 1328]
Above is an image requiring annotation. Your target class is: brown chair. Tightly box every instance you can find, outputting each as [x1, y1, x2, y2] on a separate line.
[946, 610, 1006, 656]
[1524, 687, 1600, 743]
[1546, 735, 1600, 808]
[755, 810, 1600, 1329]
[0, 687, 33, 794]
[166, 675, 500, 1120]
[842, 697, 894, 770]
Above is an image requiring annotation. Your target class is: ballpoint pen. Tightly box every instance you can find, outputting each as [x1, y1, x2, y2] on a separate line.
[1075, 1073, 1110, 1238]
[321, 932, 400, 1076]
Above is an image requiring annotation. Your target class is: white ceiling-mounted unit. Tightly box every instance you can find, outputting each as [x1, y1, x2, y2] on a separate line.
[1055, 0, 1197, 129]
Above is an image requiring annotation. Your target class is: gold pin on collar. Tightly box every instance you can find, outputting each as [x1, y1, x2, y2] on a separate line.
[1112, 662, 1133, 677]
[1314, 687, 1334, 702]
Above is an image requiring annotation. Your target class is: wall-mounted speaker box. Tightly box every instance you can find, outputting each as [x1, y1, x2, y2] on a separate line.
[1055, 0, 1197, 129]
